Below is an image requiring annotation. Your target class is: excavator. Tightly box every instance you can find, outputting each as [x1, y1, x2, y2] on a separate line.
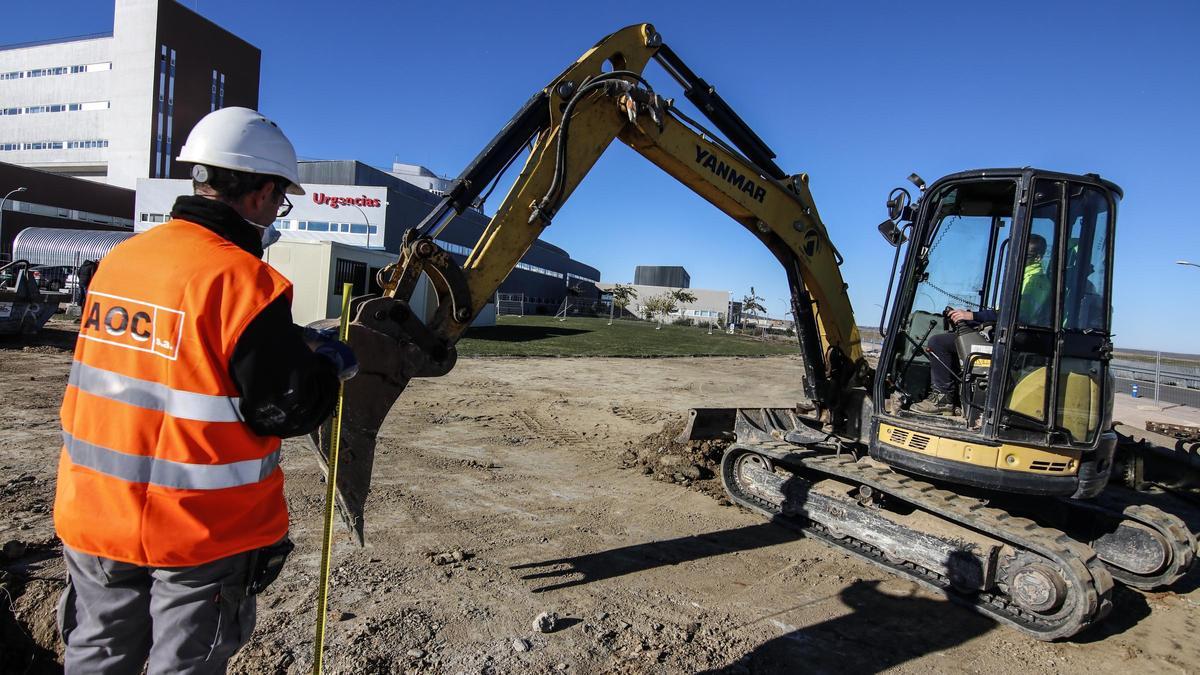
[309, 24, 1196, 641]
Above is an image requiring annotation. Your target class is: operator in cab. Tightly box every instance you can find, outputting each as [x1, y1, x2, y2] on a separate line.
[54, 107, 357, 673]
[912, 234, 1050, 415]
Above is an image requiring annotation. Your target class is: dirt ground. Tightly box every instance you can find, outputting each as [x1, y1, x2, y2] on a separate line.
[2, 325, 1199, 674]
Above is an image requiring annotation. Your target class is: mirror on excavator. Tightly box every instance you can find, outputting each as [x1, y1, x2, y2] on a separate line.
[872, 169, 1121, 500]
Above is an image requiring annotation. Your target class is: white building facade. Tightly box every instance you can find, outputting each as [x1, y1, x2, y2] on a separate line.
[602, 283, 731, 324]
[0, 0, 259, 189]
[135, 178, 390, 248]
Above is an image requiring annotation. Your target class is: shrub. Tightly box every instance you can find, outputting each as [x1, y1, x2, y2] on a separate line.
[672, 317, 694, 326]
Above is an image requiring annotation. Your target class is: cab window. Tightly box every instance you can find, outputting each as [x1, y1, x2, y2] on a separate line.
[1064, 186, 1111, 332]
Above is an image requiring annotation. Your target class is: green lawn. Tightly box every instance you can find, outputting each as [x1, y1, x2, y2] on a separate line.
[456, 316, 799, 357]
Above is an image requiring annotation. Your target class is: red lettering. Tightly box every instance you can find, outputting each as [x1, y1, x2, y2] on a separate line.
[312, 193, 382, 209]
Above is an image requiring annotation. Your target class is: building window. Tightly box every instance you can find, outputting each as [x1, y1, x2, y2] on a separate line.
[165, 48, 176, 176]
[26, 66, 69, 78]
[6, 139, 108, 150]
[333, 259, 368, 296]
[434, 239, 472, 256]
[211, 69, 227, 111]
[306, 221, 330, 232]
[12, 101, 108, 115]
[21, 62, 108, 79]
[154, 45, 169, 177]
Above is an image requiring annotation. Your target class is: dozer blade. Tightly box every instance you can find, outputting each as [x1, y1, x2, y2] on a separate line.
[678, 408, 737, 442]
[309, 296, 456, 545]
[678, 406, 828, 445]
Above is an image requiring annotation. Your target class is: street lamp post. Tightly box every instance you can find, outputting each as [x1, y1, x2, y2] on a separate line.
[349, 204, 372, 249]
[0, 186, 28, 262]
[1176, 260, 1200, 269]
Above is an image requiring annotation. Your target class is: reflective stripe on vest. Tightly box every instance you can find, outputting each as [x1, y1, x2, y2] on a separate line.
[68, 360, 243, 423]
[62, 430, 280, 490]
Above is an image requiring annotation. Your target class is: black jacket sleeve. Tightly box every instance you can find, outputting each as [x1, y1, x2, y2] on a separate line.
[974, 308, 999, 323]
[230, 296, 340, 438]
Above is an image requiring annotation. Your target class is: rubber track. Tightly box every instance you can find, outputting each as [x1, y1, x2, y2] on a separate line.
[723, 441, 1114, 641]
[1078, 491, 1197, 589]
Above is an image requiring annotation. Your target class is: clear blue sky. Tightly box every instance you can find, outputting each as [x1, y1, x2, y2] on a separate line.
[3, 1, 1197, 352]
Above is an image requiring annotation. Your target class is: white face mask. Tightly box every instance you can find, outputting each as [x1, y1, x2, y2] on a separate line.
[248, 220, 281, 251]
[261, 223, 281, 249]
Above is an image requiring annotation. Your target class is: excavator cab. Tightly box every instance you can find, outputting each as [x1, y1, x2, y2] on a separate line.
[873, 169, 1121, 498]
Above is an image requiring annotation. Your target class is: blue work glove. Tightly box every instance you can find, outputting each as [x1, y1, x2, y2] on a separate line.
[303, 325, 359, 381]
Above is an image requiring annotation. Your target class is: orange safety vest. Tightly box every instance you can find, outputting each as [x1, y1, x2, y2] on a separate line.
[54, 218, 293, 567]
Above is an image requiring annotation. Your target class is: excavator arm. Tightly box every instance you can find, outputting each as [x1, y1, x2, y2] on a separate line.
[315, 24, 868, 542]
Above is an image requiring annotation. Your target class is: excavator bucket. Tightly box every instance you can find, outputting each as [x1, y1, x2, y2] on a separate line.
[308, 295, 456, 544]
[679, 406, 829, 445]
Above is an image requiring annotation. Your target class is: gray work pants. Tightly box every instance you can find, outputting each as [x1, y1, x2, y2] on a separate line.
[58, 545, 257, 675]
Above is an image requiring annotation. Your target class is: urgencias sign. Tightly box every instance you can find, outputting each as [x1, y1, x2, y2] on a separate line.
[311, 193, 382, 209]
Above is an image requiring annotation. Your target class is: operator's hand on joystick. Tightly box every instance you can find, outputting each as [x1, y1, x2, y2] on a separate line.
[947, 308, 974, 325]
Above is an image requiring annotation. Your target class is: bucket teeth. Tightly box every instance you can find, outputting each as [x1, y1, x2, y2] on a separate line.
[310, 355, 408, 545]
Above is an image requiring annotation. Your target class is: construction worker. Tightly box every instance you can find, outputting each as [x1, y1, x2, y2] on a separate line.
[913, 233, 1050, 415]
[54, 107, 356, 673]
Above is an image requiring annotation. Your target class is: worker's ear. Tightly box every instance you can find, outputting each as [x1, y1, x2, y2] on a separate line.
[254, 180, 276, 206]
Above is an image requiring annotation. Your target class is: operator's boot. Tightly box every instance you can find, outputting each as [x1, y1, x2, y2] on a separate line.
[911, 390, 957, 416]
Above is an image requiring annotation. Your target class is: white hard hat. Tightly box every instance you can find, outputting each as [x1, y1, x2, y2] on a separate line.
[177, 107, 305, 195]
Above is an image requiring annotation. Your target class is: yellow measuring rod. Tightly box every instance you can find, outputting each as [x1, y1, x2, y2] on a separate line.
[313, 282, 353, 674]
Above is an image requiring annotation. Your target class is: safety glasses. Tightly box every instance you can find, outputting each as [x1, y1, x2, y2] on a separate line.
[274, 182, 293, 218]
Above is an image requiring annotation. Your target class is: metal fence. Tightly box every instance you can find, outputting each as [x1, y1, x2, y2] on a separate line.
[1111, 357, 1200, 409]
[495, 292, 525, 317]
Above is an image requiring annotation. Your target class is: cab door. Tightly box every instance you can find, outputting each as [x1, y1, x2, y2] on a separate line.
[875, 175, 1018, 419]
[993, 176, 1117, 450]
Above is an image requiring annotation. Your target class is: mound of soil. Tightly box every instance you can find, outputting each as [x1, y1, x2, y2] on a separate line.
[620, 421, 731, 503]
[1, 538, 65, 674]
